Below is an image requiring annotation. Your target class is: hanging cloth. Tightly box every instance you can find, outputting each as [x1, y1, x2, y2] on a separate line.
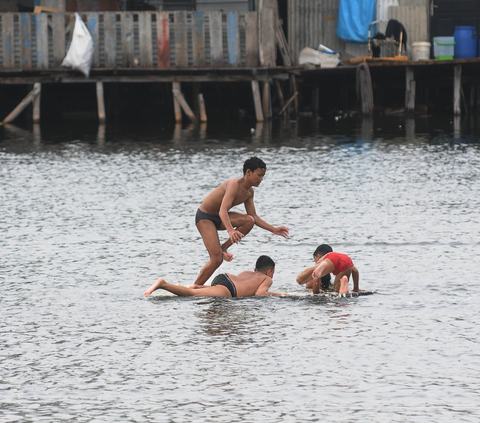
[336, 0, 376, 44]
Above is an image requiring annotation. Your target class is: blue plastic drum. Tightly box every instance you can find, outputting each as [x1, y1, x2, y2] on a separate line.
[454, 26, 478, 59]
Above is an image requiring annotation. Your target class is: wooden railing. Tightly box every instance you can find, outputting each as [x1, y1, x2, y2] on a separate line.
[0, 11, 268, 70]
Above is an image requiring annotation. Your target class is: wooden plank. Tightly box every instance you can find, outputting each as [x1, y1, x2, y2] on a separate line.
[227, 12, 240, 66]
[454, 65, 461, 115]
[96, 81, 106, 123]
[173, 89, 197, 123]
[251, 80, 264, 121]
[156, 11, 170, 68]
[1, 13, 15, 69]
[244, 12, 258, 67]
[174, 11, 187, 68]
[35, 13, 49, 69]
[121, 12, 134, 67]
[52, 13, 66, 68]
[87, 13, 99, 67]
[20, 13, 32, 70]
[260, 6, 276, 67]
[262, 80, 271, 118]
[2, 83, 41, 124]
[208, 11, 223, 67]
[104, 12, 117, 69]
[139, 12, 153, 68]
[33, 82, 41, 123]
[192, 12, 205, 67]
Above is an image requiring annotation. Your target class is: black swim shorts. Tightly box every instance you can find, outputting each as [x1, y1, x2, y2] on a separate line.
[211, 274, 237, 298]
[195, 208, 222, 230]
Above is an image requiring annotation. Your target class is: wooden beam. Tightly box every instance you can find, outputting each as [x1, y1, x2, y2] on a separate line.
[172, 81, 182, 122]
[156, 11, 170, 68]
[454, 65, 461, 115]
[96, 81, 106, 123]
[251, 80, 264, 122]
[2, 83, 41, 124]
[279, 91, 297, 116]
[139, 12, 153, 68]
[33, 82, 41, 123]
[198, 93, 207, 122]
[262, 80, 271, 119]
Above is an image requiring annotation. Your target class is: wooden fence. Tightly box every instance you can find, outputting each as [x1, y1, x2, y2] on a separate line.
[0, 10, 267, 70]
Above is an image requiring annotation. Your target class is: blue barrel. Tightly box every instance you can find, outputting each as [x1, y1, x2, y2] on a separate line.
[454, 26, 478, 59]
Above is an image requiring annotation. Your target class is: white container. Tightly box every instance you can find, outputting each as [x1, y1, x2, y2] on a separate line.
[411, 42, 431, 61]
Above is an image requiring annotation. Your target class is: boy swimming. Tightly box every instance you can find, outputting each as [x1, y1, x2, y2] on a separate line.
[311, 252, 360, 294]
[192, 157, 289, 287]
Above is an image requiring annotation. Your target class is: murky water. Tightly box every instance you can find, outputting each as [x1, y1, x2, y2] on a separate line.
[1, 117, 480, 422]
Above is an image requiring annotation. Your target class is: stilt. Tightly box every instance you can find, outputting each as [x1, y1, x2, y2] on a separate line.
[356, 63, 374, 116]
[454, 65, 462, 116]
[33, 83, 41, 123]
[274, 79, 285, 114]
[96, 81, 106, 123]
[172, 82, 197, 124]
[198, 93, 207, 122]
[262, 80, 271, 119]
[278, 91, 298, 116]
[251, 80, 264, 122]
[289, 74, 299, 119]
[173, 82, 182, 123]
[1, 83, 41, 125]
[405, 67, 415, 114]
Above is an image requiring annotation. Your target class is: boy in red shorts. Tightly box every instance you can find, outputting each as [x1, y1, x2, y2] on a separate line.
[311, 252, 360, 294]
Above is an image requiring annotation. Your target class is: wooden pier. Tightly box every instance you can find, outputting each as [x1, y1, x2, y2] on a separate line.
[0, 10, 300, 124]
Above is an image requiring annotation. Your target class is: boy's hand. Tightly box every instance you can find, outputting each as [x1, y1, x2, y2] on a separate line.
[272, 226, 289, 238]
[228, 229, 244, 244]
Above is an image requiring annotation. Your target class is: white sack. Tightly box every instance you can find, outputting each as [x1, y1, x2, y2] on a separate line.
[61, 13, 94, 77]
[298, 47, 340, 68]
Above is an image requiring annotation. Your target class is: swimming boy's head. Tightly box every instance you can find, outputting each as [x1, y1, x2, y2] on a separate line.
[243, 156, 266, 175]
[255, 255, 275, 276]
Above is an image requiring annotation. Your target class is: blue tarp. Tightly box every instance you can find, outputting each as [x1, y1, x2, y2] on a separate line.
[336, 0, 376, 44]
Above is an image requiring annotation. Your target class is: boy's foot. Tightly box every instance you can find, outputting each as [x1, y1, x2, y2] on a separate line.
[144, 278, 166, 297]
[222, 251, 233, 262]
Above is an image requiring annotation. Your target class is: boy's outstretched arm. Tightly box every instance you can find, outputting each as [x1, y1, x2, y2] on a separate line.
[254, 277, 289, 296]
[244, 196, 289, 238]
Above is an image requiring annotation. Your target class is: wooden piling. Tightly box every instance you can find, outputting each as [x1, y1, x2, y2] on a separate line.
[33, 82, 41, 123]
[405, 67, 415, 114]
[96, 81, 106, 123]
[251, 80, 264, 122]
[1, 83, 41, 124]
[454, 65, 462, 115]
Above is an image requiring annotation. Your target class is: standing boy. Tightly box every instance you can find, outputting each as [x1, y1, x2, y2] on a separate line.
[193, 157, 289, 287]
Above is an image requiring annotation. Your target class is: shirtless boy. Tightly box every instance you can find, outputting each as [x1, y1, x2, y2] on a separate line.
[296, 244, 333, 290]
[311, 252, 360, 294]
[144, 255, 287, 298]
[192, 156, 289, 287]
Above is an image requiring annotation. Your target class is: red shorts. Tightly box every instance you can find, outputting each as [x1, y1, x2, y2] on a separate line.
[324, 252, 353, 275]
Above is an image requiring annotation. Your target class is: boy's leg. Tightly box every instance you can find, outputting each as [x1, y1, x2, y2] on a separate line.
[333, 268, 353, 293]
[312, 260, 335, 294]
[194, 220, 224, 286]
[219, 212, 255, 253]
[145, 278, 231, 297]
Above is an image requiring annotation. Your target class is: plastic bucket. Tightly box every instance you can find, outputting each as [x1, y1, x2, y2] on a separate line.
[433, 36, 455, 59]
[454, 26, 478, 59]
[412, 42, 431, 61]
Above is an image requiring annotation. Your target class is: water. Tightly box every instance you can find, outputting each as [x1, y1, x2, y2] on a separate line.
[1, 117, 480, 422]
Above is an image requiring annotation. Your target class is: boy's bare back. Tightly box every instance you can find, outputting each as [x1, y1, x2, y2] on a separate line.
[228, 270, 272, 297]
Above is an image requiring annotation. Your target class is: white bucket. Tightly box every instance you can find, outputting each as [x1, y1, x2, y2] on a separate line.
[411, 42, 431, 61]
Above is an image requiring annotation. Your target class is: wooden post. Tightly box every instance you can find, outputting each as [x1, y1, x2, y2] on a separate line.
[289, 74, 299, 119]
[1, 83, 41, 125]
[173, 82, 182, 123]
[356, 63, 374, 116]
[274, 79, 286, 114]
[198, 94, 207, 122]
[96, 81, 106, 123]
[33, 83, 41, 123]
[262, 80, 271, 119]
[405, 66, 415, 114]
[172, 82, 197, 124]
[454, 65, 462, 116]
[251, 80, 264, 122]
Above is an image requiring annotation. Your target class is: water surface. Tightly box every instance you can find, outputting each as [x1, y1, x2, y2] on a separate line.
[1, 117, 480, 422]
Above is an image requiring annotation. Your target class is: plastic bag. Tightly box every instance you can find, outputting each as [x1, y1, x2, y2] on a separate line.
[61, 13, 94, 77]
[298, 47, 340, 68]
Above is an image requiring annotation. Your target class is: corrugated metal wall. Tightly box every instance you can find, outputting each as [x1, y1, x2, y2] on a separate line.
[287, 0, 430, 64]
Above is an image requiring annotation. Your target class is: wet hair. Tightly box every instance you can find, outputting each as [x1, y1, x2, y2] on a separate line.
[255, 255, 275, 271]
[313, 244, 333, 258]
[313, 244, 333, 290]
[243, 156, 266, 175]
